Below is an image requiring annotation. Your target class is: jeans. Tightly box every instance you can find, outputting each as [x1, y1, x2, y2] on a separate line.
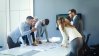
[67, 37, 83, 56]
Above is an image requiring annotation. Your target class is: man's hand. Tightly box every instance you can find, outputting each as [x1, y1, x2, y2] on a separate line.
[31, 27, 36, 32]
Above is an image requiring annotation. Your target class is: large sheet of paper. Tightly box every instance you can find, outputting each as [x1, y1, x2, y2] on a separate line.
[0, 42, 60, 56]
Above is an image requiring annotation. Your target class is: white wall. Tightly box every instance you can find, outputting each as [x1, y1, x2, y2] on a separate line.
[9, 0, 33, 31]
[0, 0, 7, 50]
[0, 0, 33, 50]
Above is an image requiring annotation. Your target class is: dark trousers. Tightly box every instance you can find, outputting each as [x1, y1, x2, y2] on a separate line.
[22, 33, 35, 45]
[30, 26, 35, 43]
[22, 35, 29, 45]
[22, 27, 35, 45]
[67, 37, 83, 56]
[7, 36, 20, 49]
[31, 32, 35, 42]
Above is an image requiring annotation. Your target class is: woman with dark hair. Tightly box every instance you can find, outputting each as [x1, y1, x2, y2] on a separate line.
[57, 17, 83, 56]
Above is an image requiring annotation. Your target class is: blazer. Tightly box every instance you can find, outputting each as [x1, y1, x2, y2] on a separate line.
[73, 15, 83, 35]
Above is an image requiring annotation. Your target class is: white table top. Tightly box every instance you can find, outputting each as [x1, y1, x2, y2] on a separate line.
[0, 42, 70, 56]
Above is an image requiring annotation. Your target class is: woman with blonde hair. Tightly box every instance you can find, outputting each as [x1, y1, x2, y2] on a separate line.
[57, 16, 83, 56]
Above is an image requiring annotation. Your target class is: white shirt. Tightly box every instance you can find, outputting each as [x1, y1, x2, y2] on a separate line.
[65, 27, 82, 43]
[35, 20, 48, 39]
[58, 25, 68, 46]
[58, 25, 82, 43]
[70, 15, 77, 25]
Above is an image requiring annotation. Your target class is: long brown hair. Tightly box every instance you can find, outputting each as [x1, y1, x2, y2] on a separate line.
[57, 16, 73, 31]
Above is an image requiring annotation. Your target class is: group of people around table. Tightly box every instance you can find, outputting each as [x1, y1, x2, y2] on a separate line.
[7, 9, 83, 56]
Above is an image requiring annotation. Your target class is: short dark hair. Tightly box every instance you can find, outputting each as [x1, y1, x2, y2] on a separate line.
[69, 9, 77, 14]
[45, 19, 49, 25]
[26, 16, 34, 19]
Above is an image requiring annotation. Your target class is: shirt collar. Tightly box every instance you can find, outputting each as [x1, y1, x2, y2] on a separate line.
[73, 15, 77, 21]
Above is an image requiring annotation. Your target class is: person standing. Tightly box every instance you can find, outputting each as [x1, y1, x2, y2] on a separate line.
[7, 16, 36, 49]
[68, 9, 83, 35]
[57, 17, 83, 56]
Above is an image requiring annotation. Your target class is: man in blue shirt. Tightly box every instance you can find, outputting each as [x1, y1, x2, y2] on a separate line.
[7, 16, 36, 49]
[35, 19, 50, 44]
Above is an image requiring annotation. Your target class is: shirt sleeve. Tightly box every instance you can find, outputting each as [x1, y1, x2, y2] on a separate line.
[58, 25, 68, 45]
[19, 22, 31, 36]
[35, 21, 40, 28]
[34, 21, 41, 38]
